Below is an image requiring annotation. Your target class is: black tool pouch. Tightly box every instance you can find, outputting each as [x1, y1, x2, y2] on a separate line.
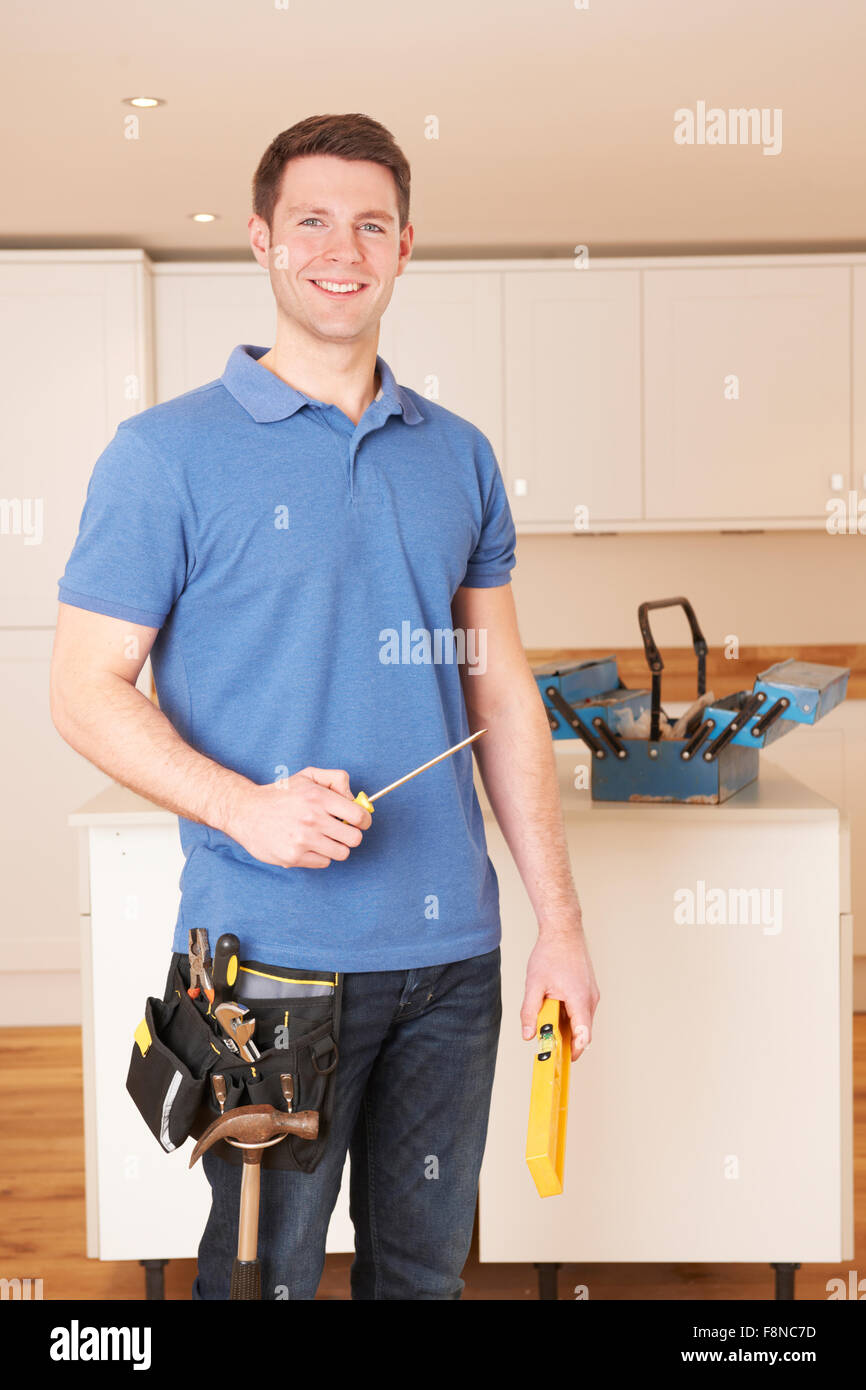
[125, 960, 222, 1154]
[126, 953, 342, 1173]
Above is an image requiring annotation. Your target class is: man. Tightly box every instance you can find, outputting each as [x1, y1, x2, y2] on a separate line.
[51, 112, 599, 1300]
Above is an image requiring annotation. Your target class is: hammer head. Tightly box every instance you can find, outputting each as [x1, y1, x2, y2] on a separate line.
[189, 1104, 319, 1167]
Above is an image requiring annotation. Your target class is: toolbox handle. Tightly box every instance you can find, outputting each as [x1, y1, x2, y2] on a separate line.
[637, 598, 708, 743]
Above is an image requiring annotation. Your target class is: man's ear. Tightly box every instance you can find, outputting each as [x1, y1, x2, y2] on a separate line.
[396, 222, 414, 276]
[248, 213, 271, 269]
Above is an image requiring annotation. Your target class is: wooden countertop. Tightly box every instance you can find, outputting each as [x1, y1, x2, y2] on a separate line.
[147, 645, 864, 707]
[525, 644, 865, 700]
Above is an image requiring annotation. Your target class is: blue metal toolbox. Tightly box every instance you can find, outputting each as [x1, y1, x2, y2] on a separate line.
[533, 597, 850, 805]
[534, 655, 651, 741]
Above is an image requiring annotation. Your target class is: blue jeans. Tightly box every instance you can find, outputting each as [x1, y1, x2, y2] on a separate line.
[191, 945, 502, 1300]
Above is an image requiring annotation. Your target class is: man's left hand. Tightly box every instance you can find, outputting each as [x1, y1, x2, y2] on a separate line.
[520, 923, 600, 1062]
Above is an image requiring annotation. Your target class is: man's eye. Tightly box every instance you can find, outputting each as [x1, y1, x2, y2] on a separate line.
[299, 218, 384, 232]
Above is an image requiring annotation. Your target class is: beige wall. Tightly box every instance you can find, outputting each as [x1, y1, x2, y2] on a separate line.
[512, 530, 863, 651]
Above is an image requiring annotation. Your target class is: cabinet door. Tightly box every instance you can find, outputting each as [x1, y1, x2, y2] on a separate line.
[378, 271, 503, 457]
[762, 701, 866, 959]
[854, 267, 866, 494]
[503, 270, 641, 526]
[154, 268, 276, 400]
[0, 258, 151, 626]
[0, 629, 108, 976]
[644, 267, 850, 522]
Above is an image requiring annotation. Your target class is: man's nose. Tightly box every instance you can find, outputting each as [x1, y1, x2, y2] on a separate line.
[322, 227, 364, 262]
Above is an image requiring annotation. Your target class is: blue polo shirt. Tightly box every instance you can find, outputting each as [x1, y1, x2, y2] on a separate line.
[59, 346, 517, 970]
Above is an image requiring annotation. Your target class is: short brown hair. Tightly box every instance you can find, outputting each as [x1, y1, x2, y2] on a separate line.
[252, 113, 411, 231]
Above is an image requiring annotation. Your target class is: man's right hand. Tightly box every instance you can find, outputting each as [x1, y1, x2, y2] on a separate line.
[226, 767, 373, 868]
[50, 608, 371, 865]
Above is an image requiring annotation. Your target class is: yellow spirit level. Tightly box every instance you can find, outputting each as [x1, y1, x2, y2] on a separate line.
[526, 997, 571, 1197]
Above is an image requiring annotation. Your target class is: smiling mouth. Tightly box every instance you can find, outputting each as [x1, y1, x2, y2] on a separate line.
[309, 279, 368, 298]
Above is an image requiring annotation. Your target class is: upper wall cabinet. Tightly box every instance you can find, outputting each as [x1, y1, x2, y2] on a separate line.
[643, 267, 851, 523]
[378, 271, 503, 458]
[149, 255, 865, 534]
[503, 270, 641, 527]
[0, 253, 152, 627]
[854, 267, 866, 494]
[154, 268, 276, 401]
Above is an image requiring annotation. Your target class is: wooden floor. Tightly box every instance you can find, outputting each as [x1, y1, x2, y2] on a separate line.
[2, 1021, 863, 1302]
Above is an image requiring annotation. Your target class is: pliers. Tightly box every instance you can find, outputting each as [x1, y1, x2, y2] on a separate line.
[187, 928, 215, 1004]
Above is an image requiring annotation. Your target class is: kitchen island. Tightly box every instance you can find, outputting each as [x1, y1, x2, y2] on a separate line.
[71, 751, 852, 1298]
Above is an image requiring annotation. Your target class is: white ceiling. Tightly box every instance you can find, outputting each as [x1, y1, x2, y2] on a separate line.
[2, 0, 865, 259]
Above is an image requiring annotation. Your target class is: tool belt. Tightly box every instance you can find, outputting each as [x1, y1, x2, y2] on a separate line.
[126, 951, 342, 1172]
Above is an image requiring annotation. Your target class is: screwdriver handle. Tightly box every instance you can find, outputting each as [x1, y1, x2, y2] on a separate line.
[342, 790, 374, 825]
[212, 933, 240, 1006]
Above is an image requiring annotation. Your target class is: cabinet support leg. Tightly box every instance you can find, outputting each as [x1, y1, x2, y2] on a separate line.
[534, 1262, 560, 1300]
[770, 1262, 800, 1301]
[140, 1258, 168, 1300]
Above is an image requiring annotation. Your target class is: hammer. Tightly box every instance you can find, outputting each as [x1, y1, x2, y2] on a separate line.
[190, 1103, 318, 1300]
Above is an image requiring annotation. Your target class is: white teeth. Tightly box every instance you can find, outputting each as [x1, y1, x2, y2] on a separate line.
[314, 280, 362, 293]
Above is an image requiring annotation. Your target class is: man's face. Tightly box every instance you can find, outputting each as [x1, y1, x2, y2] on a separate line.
[249, 153, 413, 345]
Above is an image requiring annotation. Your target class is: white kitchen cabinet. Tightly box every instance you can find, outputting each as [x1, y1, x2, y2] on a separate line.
[153, 266, 276, 400]
[762, 702, 866, 957]
[853, 267, 866, 494]
[150, 255, 865, 532]
[643, 266, 850, 523]
[376, 269, 503, 457]
[0, 629, 107, 1024]
[0, 252, 153, 627]
[503, 269, 641, 526]
[479, 754, 853, 1286]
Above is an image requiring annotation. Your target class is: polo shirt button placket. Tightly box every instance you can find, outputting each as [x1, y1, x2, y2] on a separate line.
[348, 434, 384, 510]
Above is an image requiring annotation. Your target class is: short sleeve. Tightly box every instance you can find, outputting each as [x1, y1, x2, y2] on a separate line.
[57, 423, 191, 628]
[460, 433, 517, 588]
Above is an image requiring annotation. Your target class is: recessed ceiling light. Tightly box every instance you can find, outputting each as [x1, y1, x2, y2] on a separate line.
[189, 213, 219, 223]
[122, 96, 165, 108]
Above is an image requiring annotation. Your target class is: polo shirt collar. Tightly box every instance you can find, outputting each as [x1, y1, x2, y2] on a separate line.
[221, 344, 424, 426]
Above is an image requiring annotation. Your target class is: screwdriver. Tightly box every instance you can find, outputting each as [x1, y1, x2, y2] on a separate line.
[212, 933, 240, 1008]
[347, 729, 487, 817]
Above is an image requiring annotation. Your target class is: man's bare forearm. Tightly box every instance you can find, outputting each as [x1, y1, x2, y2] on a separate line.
[467, 667, 582, 935]
[52, 674, 254, 833]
